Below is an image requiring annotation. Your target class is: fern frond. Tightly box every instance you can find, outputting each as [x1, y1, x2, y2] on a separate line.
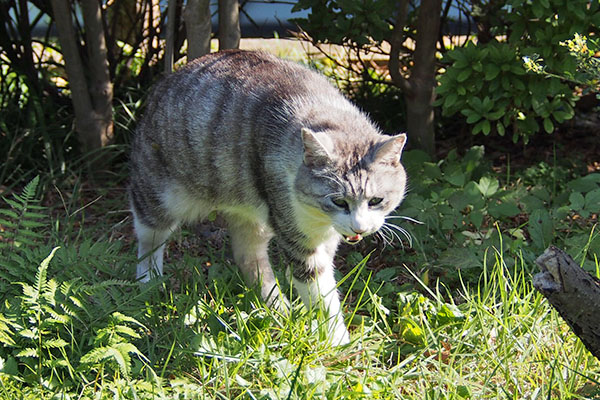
[0, 177, 50, 301]
[40, 305, 70, 325]
[80, 345, 132, 379]
[0, 176, 46, 250]
[15, 348, 38, 358]
[35, 247, 59, 296]
[19, 176, 40, 203]
[110, 312, 146, 329]
[0, 209, 19, 219]
[18, 328, 36, 339]
[41, 338, 69, 349]
[113, 325, 141, 340]
[0, 314, 17, 346]
[79, 346, 109, 364]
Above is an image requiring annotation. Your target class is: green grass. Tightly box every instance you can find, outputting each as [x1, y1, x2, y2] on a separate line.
[1, 238, 599, 399]
[1, 185, 599, 399]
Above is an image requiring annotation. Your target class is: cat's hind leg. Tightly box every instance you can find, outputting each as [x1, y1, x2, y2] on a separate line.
[226, 215, 290, 312]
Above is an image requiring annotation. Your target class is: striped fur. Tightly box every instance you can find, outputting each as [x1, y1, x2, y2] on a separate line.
[129, 50, 407, 345]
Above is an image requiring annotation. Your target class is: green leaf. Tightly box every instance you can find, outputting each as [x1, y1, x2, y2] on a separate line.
[466, 112, 482, 124]
[528, 209, 553, 250]
[447, 49, 468, 63]
[436, 303, 464, 324]
[569, 192, 585, 211]
[16, 348, 38, 358]
[481, 119, 491, 135]
[0, 357, 19, 375]
[484, 64, 500, 80]
[475, 177, 499, 197]
[444, 93, 458, 109]
[488, 202, 521, 218]
[487, 109, 505, 121]
[470, 210, 484, 228]
[568, 174, 600, 193]
[496, 121, 506, 136]
[543, 118, 554, 133]
[584, 189, 600, 213]
[457, 69, 472, 82]
[445, 170, 466, 187]
[42, 338, 69, 349]
[114, 325, 141, 340]
[552, 110, 572, 123]
[398, 318, 425, 345]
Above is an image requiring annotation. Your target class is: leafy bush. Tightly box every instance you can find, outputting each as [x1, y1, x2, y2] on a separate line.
[525, 33, 600, 97]
[436, 0, 600, 142]
[395, 147, 600, 283]
[291, 0, 396, 47]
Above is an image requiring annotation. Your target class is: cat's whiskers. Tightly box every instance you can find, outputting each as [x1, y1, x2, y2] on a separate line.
[375, 229, 393, 248]
[385, 215, 424, 225]
[385, 221, 413, 247]
[382, 224, 404, 247]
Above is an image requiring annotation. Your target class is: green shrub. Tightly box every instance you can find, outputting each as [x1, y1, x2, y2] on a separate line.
[395, 146, 600, 284]
[436, 0, 600, 142]
[525, 33, 600, 97]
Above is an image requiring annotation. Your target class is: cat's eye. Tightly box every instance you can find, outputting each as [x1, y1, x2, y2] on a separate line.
[368, 197, 384, 207]
[331, 198, 349, 209]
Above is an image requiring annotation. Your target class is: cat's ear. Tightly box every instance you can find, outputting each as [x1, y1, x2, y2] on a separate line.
[301, 128, 334, 166]
[373, 133, 407, 166]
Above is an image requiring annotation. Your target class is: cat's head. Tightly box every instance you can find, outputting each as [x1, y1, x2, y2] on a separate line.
[295, 127, 407, 245]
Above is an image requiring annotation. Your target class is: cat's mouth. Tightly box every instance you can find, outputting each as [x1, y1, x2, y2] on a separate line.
[343, 234, 363, 245]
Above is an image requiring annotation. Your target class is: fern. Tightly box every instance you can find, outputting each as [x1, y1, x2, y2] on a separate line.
[0, 176, 49, 300]
[0, 246, 156, 395]
[80, 311, 148, 380]
[0, 177, 161, 395]
[0, 175, 45, 249]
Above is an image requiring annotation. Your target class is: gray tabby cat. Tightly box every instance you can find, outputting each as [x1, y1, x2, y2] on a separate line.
[129, 50, 407, 345]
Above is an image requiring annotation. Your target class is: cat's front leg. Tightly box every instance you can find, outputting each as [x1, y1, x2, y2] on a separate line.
[292, 238, 350, 346]
[132, 211, 177, 282]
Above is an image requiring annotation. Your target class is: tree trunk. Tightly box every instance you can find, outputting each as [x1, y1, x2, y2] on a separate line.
[388, 0, 441, 156]
[218, 0, 240, 50]
[50, 0, 108, 154]
[80, 0, 114, 148]
[164, 0, 178, 73]
[533, 246, 600, 361]
[184, 0, 211, 61]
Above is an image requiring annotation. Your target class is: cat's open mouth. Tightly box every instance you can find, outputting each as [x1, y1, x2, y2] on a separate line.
[343, 234, 363, 245]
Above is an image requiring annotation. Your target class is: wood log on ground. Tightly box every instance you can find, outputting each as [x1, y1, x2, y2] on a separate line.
[533, 246, 600, 360]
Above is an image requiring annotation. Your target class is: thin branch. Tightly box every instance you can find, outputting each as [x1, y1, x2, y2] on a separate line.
[388, 0, 412, 94]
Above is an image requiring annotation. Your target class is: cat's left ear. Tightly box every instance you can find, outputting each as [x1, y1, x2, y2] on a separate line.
[373, 133, 407, 166]
[301, 128, 334, 167]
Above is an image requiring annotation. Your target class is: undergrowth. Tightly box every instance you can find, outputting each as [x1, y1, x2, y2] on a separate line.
[0, 162, 599, 399]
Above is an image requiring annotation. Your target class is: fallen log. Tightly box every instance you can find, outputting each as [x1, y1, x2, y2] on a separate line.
[533, 246, 600, 360]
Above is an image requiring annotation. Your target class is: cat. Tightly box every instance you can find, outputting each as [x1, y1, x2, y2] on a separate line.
[129, 50, 407, 346]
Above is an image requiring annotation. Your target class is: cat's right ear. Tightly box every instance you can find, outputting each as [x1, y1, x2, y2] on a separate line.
[301, 128, 334, 167]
